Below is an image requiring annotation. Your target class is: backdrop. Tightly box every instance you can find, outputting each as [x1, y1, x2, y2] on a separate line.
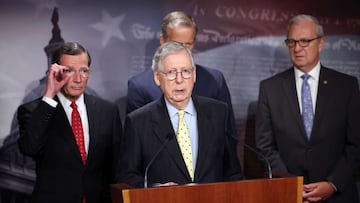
[0, 0, 359, 198]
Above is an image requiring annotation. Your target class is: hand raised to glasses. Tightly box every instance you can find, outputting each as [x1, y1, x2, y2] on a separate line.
[45, 63, 72, 98]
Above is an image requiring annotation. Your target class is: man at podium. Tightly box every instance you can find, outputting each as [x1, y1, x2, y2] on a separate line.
[118, 41, 243, 188]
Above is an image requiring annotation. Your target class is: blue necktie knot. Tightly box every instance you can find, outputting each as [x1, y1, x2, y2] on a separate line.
[301, 74, 311, 81]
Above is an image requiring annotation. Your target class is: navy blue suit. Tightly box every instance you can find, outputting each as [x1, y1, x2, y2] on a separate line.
[126, 64, 237, 137]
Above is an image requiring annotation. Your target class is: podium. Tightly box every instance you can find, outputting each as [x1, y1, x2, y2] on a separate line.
[111, 176, 303, 203]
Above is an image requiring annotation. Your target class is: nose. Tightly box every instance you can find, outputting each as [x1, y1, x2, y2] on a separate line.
[293, 42, 303, 52]
[72, 71, 82, 82]
[175, 72, 184, 83]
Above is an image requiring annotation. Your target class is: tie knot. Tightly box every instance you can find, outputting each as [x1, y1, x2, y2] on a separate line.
[178, 110, 185, 118]
[70, 101, 77, 109]
[301, 74, 311, 81]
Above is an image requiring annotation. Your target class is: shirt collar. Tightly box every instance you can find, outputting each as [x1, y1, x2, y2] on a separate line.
[165, 97, 196, 118]
[294, 61, 321, 80]
[57, 92, 85, 109]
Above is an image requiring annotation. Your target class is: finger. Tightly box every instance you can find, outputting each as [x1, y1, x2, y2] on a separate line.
[303, 183, 316, 190]
[48, 64, 61, 79]
[50, 63, 68, 74]
[302, 190, 307, 196]
[50, 63, 61, 72]
[59, 73, 72, 85]
[303, 189, 317, 199]
[155, 182, 178, 187]
[53, 65, 70, 82]
[54, 70, 64, 81]
[306, 196, 322, 202]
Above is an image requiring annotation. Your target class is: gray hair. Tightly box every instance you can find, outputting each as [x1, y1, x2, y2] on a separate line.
[287, 14, 324, 37]
[161, 11, 198, 40]
[152, 41, 195, 72]
[51, 42, 91, 66]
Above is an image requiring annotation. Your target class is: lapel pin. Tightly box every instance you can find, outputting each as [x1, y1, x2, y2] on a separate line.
[323, 80, 328, 85]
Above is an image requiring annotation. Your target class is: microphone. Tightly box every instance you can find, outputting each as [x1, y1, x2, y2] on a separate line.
[244, 143, 272, 179]
[227, 129, 273, 179]
[144, 133, 174, 188]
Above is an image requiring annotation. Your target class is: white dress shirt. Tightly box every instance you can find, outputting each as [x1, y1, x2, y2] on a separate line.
[42, 93, 89, 154]
[294, 62, 321, 114]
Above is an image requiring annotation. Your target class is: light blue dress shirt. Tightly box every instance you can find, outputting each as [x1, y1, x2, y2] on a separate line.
[165, 98, 198, 170]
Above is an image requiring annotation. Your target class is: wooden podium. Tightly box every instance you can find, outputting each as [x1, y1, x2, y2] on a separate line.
[111, 176, 303, 203]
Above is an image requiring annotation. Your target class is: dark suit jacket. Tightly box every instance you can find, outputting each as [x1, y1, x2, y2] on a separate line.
[126, 64, 237, 137]
[17, 94, 122, 203]
[256, 66, 360, 202]
[118, 95, 243, 188]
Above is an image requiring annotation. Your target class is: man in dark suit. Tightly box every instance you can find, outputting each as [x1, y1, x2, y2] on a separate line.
[256, 14, 360, 202]
[118, 41, 243, 188]
[126, 11, 237, 138]
[17, 42, 122, 203]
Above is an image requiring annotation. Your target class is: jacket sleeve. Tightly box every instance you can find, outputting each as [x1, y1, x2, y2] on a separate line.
[326, 77, 360, 192]
[17, 99, 56, 157]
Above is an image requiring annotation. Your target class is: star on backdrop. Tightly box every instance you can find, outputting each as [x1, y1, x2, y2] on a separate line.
[90, 9, 126, 47]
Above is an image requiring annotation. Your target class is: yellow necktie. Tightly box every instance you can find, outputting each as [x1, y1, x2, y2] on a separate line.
[177, 110, 194, 181]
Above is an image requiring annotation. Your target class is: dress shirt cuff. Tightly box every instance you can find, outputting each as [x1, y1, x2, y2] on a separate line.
[42, 96, 58, 108]
[328, 181, 338, 192]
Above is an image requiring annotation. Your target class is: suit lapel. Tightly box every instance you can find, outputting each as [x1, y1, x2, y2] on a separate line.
[54, 96, 84, 163]
[311, 66, 331, 140]
[83, 94, 98, 165]
[281, 69, 308, 140]
[191, 96, 211, 181]
[151, 97, 191, 180]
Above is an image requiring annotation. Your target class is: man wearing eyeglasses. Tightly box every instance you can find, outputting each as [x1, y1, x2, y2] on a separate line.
[126, 11, 237, 142]
[118, 41, 243, 188]
[256, 14, 360, 202]
[17, 42, 122, 203]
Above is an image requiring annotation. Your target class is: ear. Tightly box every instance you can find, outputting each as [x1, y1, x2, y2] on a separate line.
[193, 67, 196, 84]
[318, 37, 325, 52]
[153, 71, 161, 86]
[159, 35, 166, 45]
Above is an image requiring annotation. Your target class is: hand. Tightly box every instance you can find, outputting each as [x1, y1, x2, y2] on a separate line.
[152, 182, 178, 187]
[44, 64, 71, 98]
[303, 181, 336, 202]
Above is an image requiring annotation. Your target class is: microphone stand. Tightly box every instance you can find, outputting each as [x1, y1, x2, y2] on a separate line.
[144, 133, 173, 188]
[244, 144, 272, 179]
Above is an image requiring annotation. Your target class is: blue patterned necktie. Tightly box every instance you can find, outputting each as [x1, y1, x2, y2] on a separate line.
[301, 74, 314, 139]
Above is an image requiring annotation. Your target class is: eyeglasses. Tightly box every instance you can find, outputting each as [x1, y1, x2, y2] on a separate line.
[160, 68, 194, 81]
[181, 42, 194, 49]
[172, 41, 194, 49]
[284, 36, 321, 48]
[63, 67, 90, 78]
